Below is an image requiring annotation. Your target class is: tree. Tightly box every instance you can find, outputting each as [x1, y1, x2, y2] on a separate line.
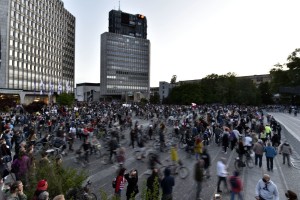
[170, 75, 177, 84]
[149, 92, 160, 104]
[56, 93, 74, 106]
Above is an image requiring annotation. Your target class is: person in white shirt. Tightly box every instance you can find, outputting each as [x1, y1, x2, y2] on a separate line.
[244, 134, 253, 151]
[216, 157, 228, 193]
[255, 174, 279, 200]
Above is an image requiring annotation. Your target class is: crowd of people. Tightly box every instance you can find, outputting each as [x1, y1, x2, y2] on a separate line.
[0, 102, 298, 199]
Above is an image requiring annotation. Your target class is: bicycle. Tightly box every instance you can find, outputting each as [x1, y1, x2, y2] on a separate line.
[159, 159, 189, 179]
[234, 149, 254, 171]
[66, 180, 97, 200]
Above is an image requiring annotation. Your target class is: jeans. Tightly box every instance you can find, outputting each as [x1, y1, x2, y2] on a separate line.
[196, 181, 202, 199]
[217, 176, 228, 191]
[230, 191, 243, 200]
[266, 157, 273, 171]
[255, 154, 262, 167]
[283, 153, 291, 165]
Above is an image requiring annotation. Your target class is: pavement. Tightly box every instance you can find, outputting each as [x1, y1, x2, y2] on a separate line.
[3, 113, 300, 199]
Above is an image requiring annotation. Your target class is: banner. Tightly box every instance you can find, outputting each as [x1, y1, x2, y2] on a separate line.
[40, 79, 44, 95]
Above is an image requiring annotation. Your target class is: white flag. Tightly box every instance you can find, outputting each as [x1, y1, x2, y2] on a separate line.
[58, 81, 62, 95]
[66, 81, 71, 94]
[40, 79, 44, 95]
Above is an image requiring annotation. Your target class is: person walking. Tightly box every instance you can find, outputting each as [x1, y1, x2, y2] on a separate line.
[216, 157, 228, 193]
[255, 174, 279, 200]
[124, 169, 139, 200]
[194, 159, 205, 200]
[253, 139, 264, 168]
[264, 142, 277, 172]
[222, 128, 230, 154]
[229, 171, 243, 200]
[161, 167, 175, 200]
[115, 168, 127, 199]
[201, 148, 211, 179]
[279, 140, 292, 166]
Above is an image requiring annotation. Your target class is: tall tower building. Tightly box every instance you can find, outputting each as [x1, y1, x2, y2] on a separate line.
[0, 0, 75, 103]
[100, 10, 150, 101]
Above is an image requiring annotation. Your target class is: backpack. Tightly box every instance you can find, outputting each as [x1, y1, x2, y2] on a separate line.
[112, 177, 116, 188]
[230, 176, 238, 189]
[230, 132, 236, 141]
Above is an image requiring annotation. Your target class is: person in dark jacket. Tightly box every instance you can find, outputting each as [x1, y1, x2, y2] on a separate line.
[279, 140, 292, 166]
[161, 167, 175, 200]
[194, 159, 205, 200]
[201, 148, 211, 178]
[124, 169, 138, 200]
[147, 168, 160, 200]
[264, 142, 277, 171]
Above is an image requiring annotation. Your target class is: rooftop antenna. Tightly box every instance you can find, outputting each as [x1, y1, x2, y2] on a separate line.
[118, 0, 121, 11]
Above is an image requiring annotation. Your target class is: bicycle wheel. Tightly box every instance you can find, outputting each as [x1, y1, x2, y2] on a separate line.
[153, 141, 160, 149]
[178, 167, 189, 179]
[246, 157, 254, 168]
[179, 141, 186, 149]
[86, 193, 97, 200]
[234, 159, 243, 171]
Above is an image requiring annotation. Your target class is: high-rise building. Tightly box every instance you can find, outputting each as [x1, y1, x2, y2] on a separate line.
[0, 0, 75, 104]
[100, 10, 150, 101]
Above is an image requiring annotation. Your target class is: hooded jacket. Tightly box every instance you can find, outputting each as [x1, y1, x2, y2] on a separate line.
[279, 142, 292, 155]
[160, 168, 174, 195]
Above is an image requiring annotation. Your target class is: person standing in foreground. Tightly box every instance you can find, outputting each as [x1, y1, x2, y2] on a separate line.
[194, 159, 205, 200]
[229, 171, 243, 200]
[216, 157, 228, 193]
[161, 167, 175, 200]
[255, 174, 279, 200]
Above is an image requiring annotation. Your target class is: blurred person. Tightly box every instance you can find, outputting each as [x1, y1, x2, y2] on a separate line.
[124, 169, 139, 200]
[229, 171, 243, 200]
[194, 159, 205, 200]
[201, 147, 211, 179]
[161, 167, 175, 200]
[216, 157, 228, 193]
[285, 190, 298, 200]
[115, 168, 127, 199]
[194, 137, 203, 160]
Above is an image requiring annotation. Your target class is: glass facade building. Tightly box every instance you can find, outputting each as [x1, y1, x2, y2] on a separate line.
[0, 0, 75, 93]
[100, 10, 150, 99]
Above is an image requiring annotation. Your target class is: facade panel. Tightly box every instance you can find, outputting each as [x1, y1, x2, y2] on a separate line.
[0, 0, 75, 93]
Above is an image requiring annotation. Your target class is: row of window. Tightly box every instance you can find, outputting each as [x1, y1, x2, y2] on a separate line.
[107, 85, 148, 90]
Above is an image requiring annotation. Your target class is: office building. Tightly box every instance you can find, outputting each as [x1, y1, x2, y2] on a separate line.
[0, 0, 75, 104]
[100, 10, 150, 101]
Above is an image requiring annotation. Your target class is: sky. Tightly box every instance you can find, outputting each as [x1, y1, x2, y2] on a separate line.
[62, 0, 300, 87]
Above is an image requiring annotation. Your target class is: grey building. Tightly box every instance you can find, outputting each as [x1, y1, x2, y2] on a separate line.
[75, 83, 100, 102]
[0, 0, 75, 103]
[100, 9, 150, 101]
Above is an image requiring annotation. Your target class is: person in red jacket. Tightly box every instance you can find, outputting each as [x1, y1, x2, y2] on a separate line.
[115, 167, 127, 199]
[229, 171, 243, 200]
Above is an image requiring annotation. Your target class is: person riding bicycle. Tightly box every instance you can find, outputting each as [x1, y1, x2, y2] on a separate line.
[148, 152, 162, 170]
[109, 137, 119, 163]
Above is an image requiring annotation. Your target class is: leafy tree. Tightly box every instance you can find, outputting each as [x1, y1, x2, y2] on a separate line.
[56, 93, 74, 106]
[150, 92, 160, 104]
[26, 162, 87, 198]
[170, 75, 177, 84]
[258, 82, 273, 105]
